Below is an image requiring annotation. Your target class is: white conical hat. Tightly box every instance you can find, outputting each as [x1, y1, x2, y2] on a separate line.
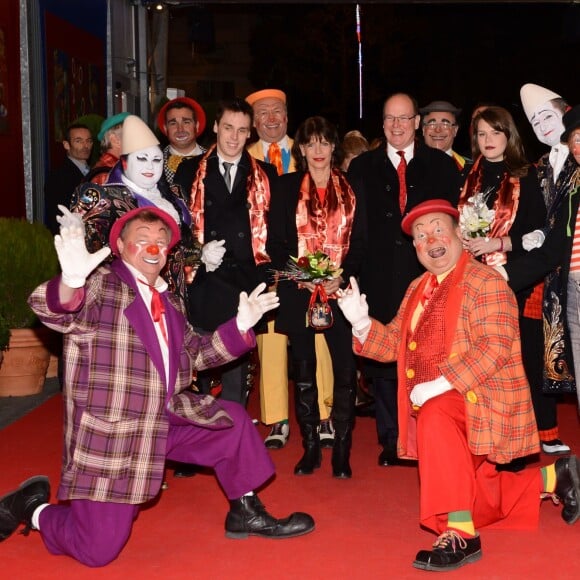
[121, 115, 159, 155]
[520, 83, 562, 121]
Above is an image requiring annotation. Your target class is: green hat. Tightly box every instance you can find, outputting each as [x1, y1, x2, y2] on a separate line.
[97, 112, 131, 142]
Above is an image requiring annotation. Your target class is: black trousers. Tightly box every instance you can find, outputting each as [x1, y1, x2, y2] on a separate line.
[519, 315, 558, 433]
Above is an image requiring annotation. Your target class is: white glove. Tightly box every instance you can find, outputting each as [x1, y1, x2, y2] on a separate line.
[337, 277, 371, 336]
[494, 265, 509, 281]
[201, 239, 226, 272]
[410, 375, 453, 407]
[54, 205, 111, 288]
[522, 229, 545, 251]
[236, 282, 280, 332]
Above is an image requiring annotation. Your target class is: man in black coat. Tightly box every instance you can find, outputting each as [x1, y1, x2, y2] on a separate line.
[347, 92, 463, 467]
[44, 123, 93, 234]
[175, 98, 278, 407]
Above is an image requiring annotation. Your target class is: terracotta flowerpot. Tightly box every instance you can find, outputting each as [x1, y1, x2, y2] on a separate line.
[0, 327, 55, 396]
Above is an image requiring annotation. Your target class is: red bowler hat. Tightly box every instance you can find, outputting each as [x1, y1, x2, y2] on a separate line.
[156, 97, 206, 137]
[401, 199, 459, 235]
[109, 206, 181, 257]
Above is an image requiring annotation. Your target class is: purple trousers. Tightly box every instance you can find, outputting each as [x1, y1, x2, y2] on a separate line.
[39, 401, 275, 567]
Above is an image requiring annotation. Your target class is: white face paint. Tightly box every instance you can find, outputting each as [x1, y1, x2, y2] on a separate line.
[530, 101, 565, 147]
[125, 145, 164, 190]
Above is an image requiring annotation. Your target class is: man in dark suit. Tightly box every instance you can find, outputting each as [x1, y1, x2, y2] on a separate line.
[347, 92, 462, 467]
[44, 123, 93, 234]
[175, 98, 278, 407]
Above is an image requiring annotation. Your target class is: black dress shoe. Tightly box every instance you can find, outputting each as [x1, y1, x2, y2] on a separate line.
[378, 445, 398, 467]
[173, 463, 199, 478]
[0, 475, 50, 541]
[225, 495, 315, 539]
[413, 530, 482, 571]
[555, 454, 580, 524]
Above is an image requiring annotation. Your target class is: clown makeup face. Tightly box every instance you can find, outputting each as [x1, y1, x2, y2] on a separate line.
[117, 218, 170, 284]
[412, 212, 463, 276]
[124, 145, 164, 190]
[568, 128, 580, 166]
[530, 101, 565, 147]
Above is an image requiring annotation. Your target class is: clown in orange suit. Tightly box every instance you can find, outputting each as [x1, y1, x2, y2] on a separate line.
[336, 198, 580, 572]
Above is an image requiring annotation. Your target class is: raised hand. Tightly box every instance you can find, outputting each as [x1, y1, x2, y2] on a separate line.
[236, 282, 280, 332]
[54, 205, 111, 288]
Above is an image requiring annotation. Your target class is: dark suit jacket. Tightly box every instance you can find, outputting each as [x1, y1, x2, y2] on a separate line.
[44, 157, 86, 234]
[267, 170, 366, 335]
[347, 140, 462, 378]
[175, 150, 278, 331]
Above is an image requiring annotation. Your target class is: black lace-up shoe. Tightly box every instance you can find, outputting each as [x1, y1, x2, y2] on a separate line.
[413, 530, 482, 571]
[555, 455, 580, 524]
[0, 476, 50, 541]
[225, 495, 315, 539]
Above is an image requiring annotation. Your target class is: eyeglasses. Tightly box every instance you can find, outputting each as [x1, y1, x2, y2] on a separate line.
[423, 120, 457, 129]
[383, 115, 416, 125]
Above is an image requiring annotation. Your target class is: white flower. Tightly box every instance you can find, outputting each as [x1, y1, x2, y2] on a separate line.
[459, 188, 495, 239]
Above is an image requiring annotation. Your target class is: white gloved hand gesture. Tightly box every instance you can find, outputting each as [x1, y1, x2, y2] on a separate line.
[54, 205, 111, 288]
[201, 239, 226, 272]
[236, 282, 280, 332]
[522, 229, 545, 251]
[409, 375, 453, 408]
[336, 276, 371, 335]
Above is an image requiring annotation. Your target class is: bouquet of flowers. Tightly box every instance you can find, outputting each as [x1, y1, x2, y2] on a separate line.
[272, 250, 343, 284]
[459, 187, 496, 239]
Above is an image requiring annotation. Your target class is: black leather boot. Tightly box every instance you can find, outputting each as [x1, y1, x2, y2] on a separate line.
[331, 374, 356, 479]
[294, 423, 321, 475]
[225, 494, 315, 539]
[555, 454, 580, 524]
[0, 475, 50, 541]
[293, 360, 321, 476]
[332, 421, 353, 478]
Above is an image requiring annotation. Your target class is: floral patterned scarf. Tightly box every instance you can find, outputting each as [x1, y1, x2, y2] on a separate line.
[458, 155, 520, 267]
[296, 168, 356, 267]
[188, 144, 271, 265]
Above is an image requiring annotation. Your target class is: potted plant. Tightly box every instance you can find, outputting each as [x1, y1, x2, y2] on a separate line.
[0, 218, 60, 396]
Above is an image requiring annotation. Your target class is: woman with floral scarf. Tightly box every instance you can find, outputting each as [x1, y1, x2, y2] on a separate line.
[267, 117, 366, 479]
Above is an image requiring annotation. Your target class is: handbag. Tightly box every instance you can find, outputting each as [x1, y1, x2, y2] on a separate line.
[307, 284, 334, 329]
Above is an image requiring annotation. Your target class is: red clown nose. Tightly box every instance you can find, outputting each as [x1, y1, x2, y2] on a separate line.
[147, 244, 160, 255]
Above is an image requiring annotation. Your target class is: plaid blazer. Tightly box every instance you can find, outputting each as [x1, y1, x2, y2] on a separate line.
[28, 260, 254, 504]
[357, 257, 539, 463]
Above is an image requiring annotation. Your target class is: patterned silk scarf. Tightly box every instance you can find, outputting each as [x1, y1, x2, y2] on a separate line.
[458, 155, 520, 267]
[296, 168, 356, 267]
[189, 144, 272, 265]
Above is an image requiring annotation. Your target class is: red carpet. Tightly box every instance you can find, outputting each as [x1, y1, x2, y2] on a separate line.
[1, 391, 579, 579]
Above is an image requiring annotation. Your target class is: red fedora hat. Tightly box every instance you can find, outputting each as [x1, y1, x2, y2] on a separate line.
[401, 199, 459, 236]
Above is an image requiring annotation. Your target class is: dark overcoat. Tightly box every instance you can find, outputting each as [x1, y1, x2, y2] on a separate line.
[347, 141, 462, 379]
[175, 150, 278, 331]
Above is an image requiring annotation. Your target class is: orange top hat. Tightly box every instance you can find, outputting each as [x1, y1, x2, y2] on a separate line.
[245, 89, 287, 107]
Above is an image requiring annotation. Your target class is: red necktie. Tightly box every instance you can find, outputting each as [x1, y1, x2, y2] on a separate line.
[268, 142, 283, 176]
[139, 281, 168, 344]
[397, 150, 407, 214]
[421, 273, 439, 307]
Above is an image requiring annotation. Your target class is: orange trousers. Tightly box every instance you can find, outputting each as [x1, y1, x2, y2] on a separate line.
[416, 390, 542, 534]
